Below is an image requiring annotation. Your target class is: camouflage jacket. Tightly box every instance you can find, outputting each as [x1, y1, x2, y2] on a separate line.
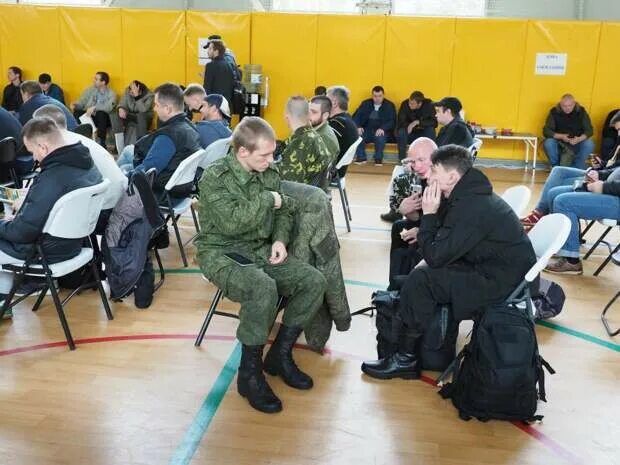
[314, 122, 340, 164]
[388, 170, 422, 212]
[279, 125, 332, 186]
[195, 154, 295, 278]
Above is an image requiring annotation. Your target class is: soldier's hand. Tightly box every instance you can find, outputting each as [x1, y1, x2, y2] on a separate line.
[375, 129, 385, 137]
[271, 191, 282, 209]
[270, 241, 288, 265]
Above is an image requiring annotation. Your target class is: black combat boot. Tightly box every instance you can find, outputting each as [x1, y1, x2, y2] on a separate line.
[361, 330, 421, 380]
[237, 344, 282, 413]
[380, 209, 402, 223]
[264, 325, 313, 390]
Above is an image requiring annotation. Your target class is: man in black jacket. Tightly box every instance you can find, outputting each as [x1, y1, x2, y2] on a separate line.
[0, 117, 102, 318]
[396, 91, 437, 160]
[600, 108, 620, 162]
[2, 66, 23, 113]
[434, 97, 474, 148]
[327, 85, 358, 177]
[203, 39, 234, 110]
[362, 145, 536, 380]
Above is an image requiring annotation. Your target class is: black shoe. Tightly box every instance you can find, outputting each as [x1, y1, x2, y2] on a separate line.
[237, 345, 282, 414]
[264, 325, 313, 390]
[361, 331, 421, 380]
[380, 209, 401, 223]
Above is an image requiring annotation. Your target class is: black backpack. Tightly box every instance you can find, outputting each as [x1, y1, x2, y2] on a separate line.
[438, 301, 555, 422]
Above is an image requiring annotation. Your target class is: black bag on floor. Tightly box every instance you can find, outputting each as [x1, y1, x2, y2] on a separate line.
[370, 290, 458, 372]
[532, 277, 565, 320]
[438, 302, 555, 422]
[134, 256, 154, 309]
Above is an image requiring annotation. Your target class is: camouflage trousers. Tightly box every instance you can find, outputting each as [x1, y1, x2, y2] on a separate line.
[208, 256, 327, 346]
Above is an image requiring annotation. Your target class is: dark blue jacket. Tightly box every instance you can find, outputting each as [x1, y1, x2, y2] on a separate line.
[18, 94, 77, 130]
[0, 106, 22, 141]
[353, 98, 397, 133]
[44, 83, 65, 105]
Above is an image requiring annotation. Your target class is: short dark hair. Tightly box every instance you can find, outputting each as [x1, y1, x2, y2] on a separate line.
[9, 66, 22, 79]
[409, 91, 425, 102]
[310, 95, 332, 116]
[20, 80, 42, 96]
[372, 85, 384, 94]
[154, 82, 185, 112]
[38, 73, 52, 84]
[327, 86, 349, 111]
[431, 144, 472, 176]
[314, 86, 327, 96]
[610, 111, 620, 126]
[210, 39, 226, 58]
[96, 71, 110, 85]
[232, 116, 275, 154]
[22, 116, 62, 142]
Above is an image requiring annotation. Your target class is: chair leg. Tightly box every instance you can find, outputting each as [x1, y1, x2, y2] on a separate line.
[338, 183, 351, 233]
[1, 273, 24, 319]
[195, 288, 223, 347]
[171, 214, 188, 267]
[593, 242, 620, 277]
[580, 220, 595, 240]
[190, 204, 200, 233]
[583, 227, 613, 260]
[46, 274, 76, 350]
[90, 260, 113, 320]
[343, 187, 352, 221]
[153, 248, 165, 292]
[601, 290, 620, 337]
[32, 285, 48, 312]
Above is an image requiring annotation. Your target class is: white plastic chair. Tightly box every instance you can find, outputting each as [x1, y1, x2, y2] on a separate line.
[501, 185, 531, 217]
[200, 137, 231, 170]
[0, 179, 113, 350]
[160, 149, 205, 267]
[330, 136, 363, 232]
[467, 137, 483, 162]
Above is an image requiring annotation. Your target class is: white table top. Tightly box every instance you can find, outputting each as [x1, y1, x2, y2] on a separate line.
[475, 132, 538, 140]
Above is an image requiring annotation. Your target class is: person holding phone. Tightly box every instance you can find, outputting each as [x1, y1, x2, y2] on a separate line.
[195, 116, 327, 414]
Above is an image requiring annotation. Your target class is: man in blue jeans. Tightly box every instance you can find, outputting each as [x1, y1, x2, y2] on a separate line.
[352, 85, 396, 166]
[542, 94, 594, 169]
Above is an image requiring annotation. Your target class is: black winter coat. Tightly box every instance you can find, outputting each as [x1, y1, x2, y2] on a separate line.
[0, 142, 102, 262]
[417, 168, 536, 317]
[203, 57, 234, 109]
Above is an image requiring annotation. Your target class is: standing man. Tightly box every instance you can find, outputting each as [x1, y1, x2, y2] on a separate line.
[38, 73, 65, 105]
[203, 39, 234, 111]
[72, 71, 117, 147]
[309, 95, 339, 164]
[396, 91, 437, 160]
[542, 94, 595, 169]
[434, 97, 474, 148]
[326, 85, 359, 175]
[352, 85, 396, 166]
[2, 66, 23, 112]
[195, 116, 327, 413]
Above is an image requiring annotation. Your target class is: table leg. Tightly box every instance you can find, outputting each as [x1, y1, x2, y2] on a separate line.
[533, 138, 538, 171]
[524, 140, 529, 170]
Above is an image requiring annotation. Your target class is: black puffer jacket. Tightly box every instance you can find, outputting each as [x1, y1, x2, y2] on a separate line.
[417, 168, 536, 315]
[0, 142, 102, 262]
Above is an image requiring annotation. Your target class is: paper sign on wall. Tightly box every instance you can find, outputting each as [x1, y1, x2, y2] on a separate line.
[198, 38, 211, 66]
[535, 53, 567, 76]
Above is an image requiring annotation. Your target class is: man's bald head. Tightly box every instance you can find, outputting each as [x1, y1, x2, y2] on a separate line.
[406, 137, 437, 179]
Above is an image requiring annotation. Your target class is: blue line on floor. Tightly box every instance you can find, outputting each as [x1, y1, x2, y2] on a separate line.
[169, 342, 241, 465]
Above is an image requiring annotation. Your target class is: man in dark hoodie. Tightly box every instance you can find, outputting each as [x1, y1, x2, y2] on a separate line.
[361, 144, 536, 380]
[0, 117, 102, 319]
[434, 97, 474, 148]
[396, 91, 437, 160]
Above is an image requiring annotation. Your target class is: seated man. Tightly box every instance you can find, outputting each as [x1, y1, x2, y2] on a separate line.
[128, 83, 201, 200]
[309, 95, 339, 164]
[38, 73, 65, 105]
[0, 117, 102, 318]
[2, 66, 23, 113]
[326, 85, 359, 177]
[353, 85, 396, 166]
[542, 94, 594, 169]
[279, 96, 331, 189]
[18, 80, 77, 129]
[183, 85, 232, 148]
[361, 145, 536, 380]
[111, 80, 154, 153]
[600, 109, 620, 164]
[195, 116, 327, 413]
[72, 71, 117, 147]
[0, 106, 25, 180]
[396, 91, 437, 160]
[33, 104, 127, 223]
[434, 97, 474, 148]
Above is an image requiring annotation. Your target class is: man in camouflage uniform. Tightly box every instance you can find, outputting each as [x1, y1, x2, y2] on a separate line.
[196, 117, 328, 414]
[279, 96, 332, 190]
[309, 95, 339, 164]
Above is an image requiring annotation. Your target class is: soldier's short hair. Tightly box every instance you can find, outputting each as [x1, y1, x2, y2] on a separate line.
[326, 86, 349, 111]
[232, 117, 276, 154]
[20, 80, 42, 96]
[22, 117, 63, 144]
[183, 83, 206, 98]
[33, 104, 67, 129]
[286, 96, 309, 120]
[154, 82, 185, 112]
[431, 144, 472, 176]
[310, 95, 332, 117]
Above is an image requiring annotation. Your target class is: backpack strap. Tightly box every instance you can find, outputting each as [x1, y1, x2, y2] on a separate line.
[536, 355, 555, 402]
[436, 346, 466, 386]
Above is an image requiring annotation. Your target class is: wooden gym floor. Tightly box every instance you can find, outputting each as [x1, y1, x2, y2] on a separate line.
[0, 166, 618, 465]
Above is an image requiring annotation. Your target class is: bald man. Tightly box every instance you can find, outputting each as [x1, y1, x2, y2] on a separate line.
[279, 95, 331, 189]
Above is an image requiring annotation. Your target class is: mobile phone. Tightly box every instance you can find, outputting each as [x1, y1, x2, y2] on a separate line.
[410, 184, 423, 195]
[224, 252, 254, 267]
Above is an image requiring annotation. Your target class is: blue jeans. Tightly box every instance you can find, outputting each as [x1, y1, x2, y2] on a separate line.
[396, 127, 436, 160]
[356, 129, 387, 162]
[117, 145, 135, 174]
[551, 192, 620, 257]
[535, 166, 585, 214]
[543, 138, 594, 169]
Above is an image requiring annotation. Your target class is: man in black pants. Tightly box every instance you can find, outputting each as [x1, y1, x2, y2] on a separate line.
[362, 145, 536, 380]
[72, 71, 117, 147]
